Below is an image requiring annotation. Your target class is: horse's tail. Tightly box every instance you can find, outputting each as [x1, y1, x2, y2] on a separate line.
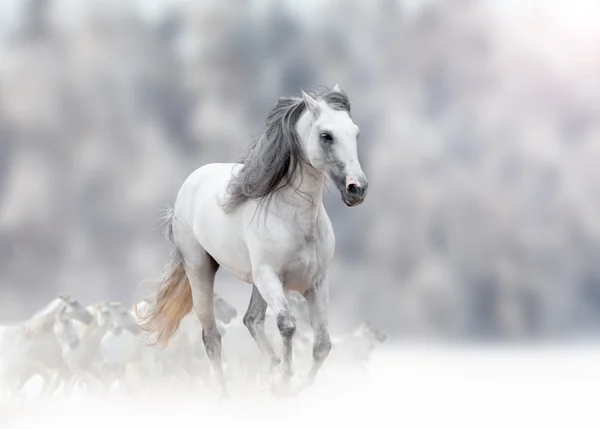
[136, 208, 192, 348]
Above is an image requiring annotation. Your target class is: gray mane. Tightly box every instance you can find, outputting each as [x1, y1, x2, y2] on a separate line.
[222, 87, 351, 213]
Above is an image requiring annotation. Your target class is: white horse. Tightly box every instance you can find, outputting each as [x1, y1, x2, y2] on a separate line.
[0, 295, 93, 398]
[138, 85, 368, 397]
[58, 301, 111, 395]
[60, 301, 141, 393]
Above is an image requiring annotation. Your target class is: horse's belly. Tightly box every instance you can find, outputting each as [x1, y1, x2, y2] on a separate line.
[204, 237, 253, 284]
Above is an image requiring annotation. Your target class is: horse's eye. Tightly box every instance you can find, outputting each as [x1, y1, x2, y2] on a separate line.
[320, 132, 333, 143]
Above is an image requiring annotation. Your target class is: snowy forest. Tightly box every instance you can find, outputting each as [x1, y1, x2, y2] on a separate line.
[1, 0, 600, 341]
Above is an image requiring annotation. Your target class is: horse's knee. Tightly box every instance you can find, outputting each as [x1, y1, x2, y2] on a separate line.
[276, 311, 296, 339]
[202, 326, 222, 356]
[313, 332, 331, 361]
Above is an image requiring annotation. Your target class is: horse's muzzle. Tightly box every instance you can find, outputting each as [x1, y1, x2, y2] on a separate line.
[342, 178, 368, 207]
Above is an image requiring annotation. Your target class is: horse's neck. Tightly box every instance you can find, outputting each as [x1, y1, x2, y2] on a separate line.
[80, 314, 99, 341]
[86, 307, 109, 342]
[22, 300, 65, 339]
[281, 166, 325, 233]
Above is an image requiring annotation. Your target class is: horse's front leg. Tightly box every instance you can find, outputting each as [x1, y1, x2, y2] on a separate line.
[303, 274, 332, 385]
[42, 367, 63, 397]
[254, 267, 296, 385]
[243, 284, 281, 371]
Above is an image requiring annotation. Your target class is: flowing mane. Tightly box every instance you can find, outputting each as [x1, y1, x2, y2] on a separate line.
[221, 87, 352, 213]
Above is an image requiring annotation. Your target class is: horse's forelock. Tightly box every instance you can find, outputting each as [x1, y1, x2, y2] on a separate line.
[307, 86, 352, 115]
[320, 89, 351, 114]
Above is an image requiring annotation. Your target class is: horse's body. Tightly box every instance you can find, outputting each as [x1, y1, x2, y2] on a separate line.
[139, 86, 368, 396]
[173, 162, 335, 293]
[0, 296, 92, 398]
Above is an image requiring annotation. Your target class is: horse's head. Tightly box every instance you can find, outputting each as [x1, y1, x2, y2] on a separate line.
[53, 307, 81, 350]
[58, 294, 93, 325]
[300, 85, 368, 207]
[99, 302, 140, 336]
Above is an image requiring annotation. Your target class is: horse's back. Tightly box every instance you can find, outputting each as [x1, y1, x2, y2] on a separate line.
[173, 162, 253, 283]
[175, 162, 239, 214]
[174, 162, 236, 219]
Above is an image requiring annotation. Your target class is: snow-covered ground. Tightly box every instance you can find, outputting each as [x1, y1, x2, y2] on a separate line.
[3, 342, 599, 429]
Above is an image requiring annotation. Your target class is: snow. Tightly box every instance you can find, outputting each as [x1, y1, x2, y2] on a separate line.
[3, 342, 599, 429]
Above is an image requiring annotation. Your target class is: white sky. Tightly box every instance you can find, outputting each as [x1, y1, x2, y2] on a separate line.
[487, 0, 600, 66]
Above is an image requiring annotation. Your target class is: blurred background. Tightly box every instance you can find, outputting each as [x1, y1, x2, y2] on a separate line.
[0, 0, 599, 342]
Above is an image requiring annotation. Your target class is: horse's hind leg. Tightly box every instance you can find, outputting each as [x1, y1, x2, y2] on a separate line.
[178, 237, 227, 396]
[189, 267, 227, 395]
[243, 285, 281, 371]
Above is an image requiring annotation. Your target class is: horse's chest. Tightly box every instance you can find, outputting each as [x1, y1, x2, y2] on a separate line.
[282, 237, 331, 293]
[248, 206, 334, 290]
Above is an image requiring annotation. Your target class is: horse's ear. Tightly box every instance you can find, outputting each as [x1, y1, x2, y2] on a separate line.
[332, 84, 341, 92]
[301, 90, 319, 113]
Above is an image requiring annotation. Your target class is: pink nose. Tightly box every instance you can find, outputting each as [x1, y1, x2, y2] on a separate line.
[346, 175, 360, 188]
[345, 175, 362, 196]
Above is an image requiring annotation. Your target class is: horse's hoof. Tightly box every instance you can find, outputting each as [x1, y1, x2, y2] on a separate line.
[304, 377, 315, 389]
[269, 358, 282, 370]
[270, 372, 302, 398]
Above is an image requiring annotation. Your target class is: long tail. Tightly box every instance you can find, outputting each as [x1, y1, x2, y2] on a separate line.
[136, 208, 193, 348]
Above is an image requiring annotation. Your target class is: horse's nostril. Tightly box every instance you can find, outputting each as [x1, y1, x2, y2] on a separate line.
[347, 183, 360, 196]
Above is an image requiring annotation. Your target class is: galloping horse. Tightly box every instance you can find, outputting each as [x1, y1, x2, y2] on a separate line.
[138, 85, 368, 396]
